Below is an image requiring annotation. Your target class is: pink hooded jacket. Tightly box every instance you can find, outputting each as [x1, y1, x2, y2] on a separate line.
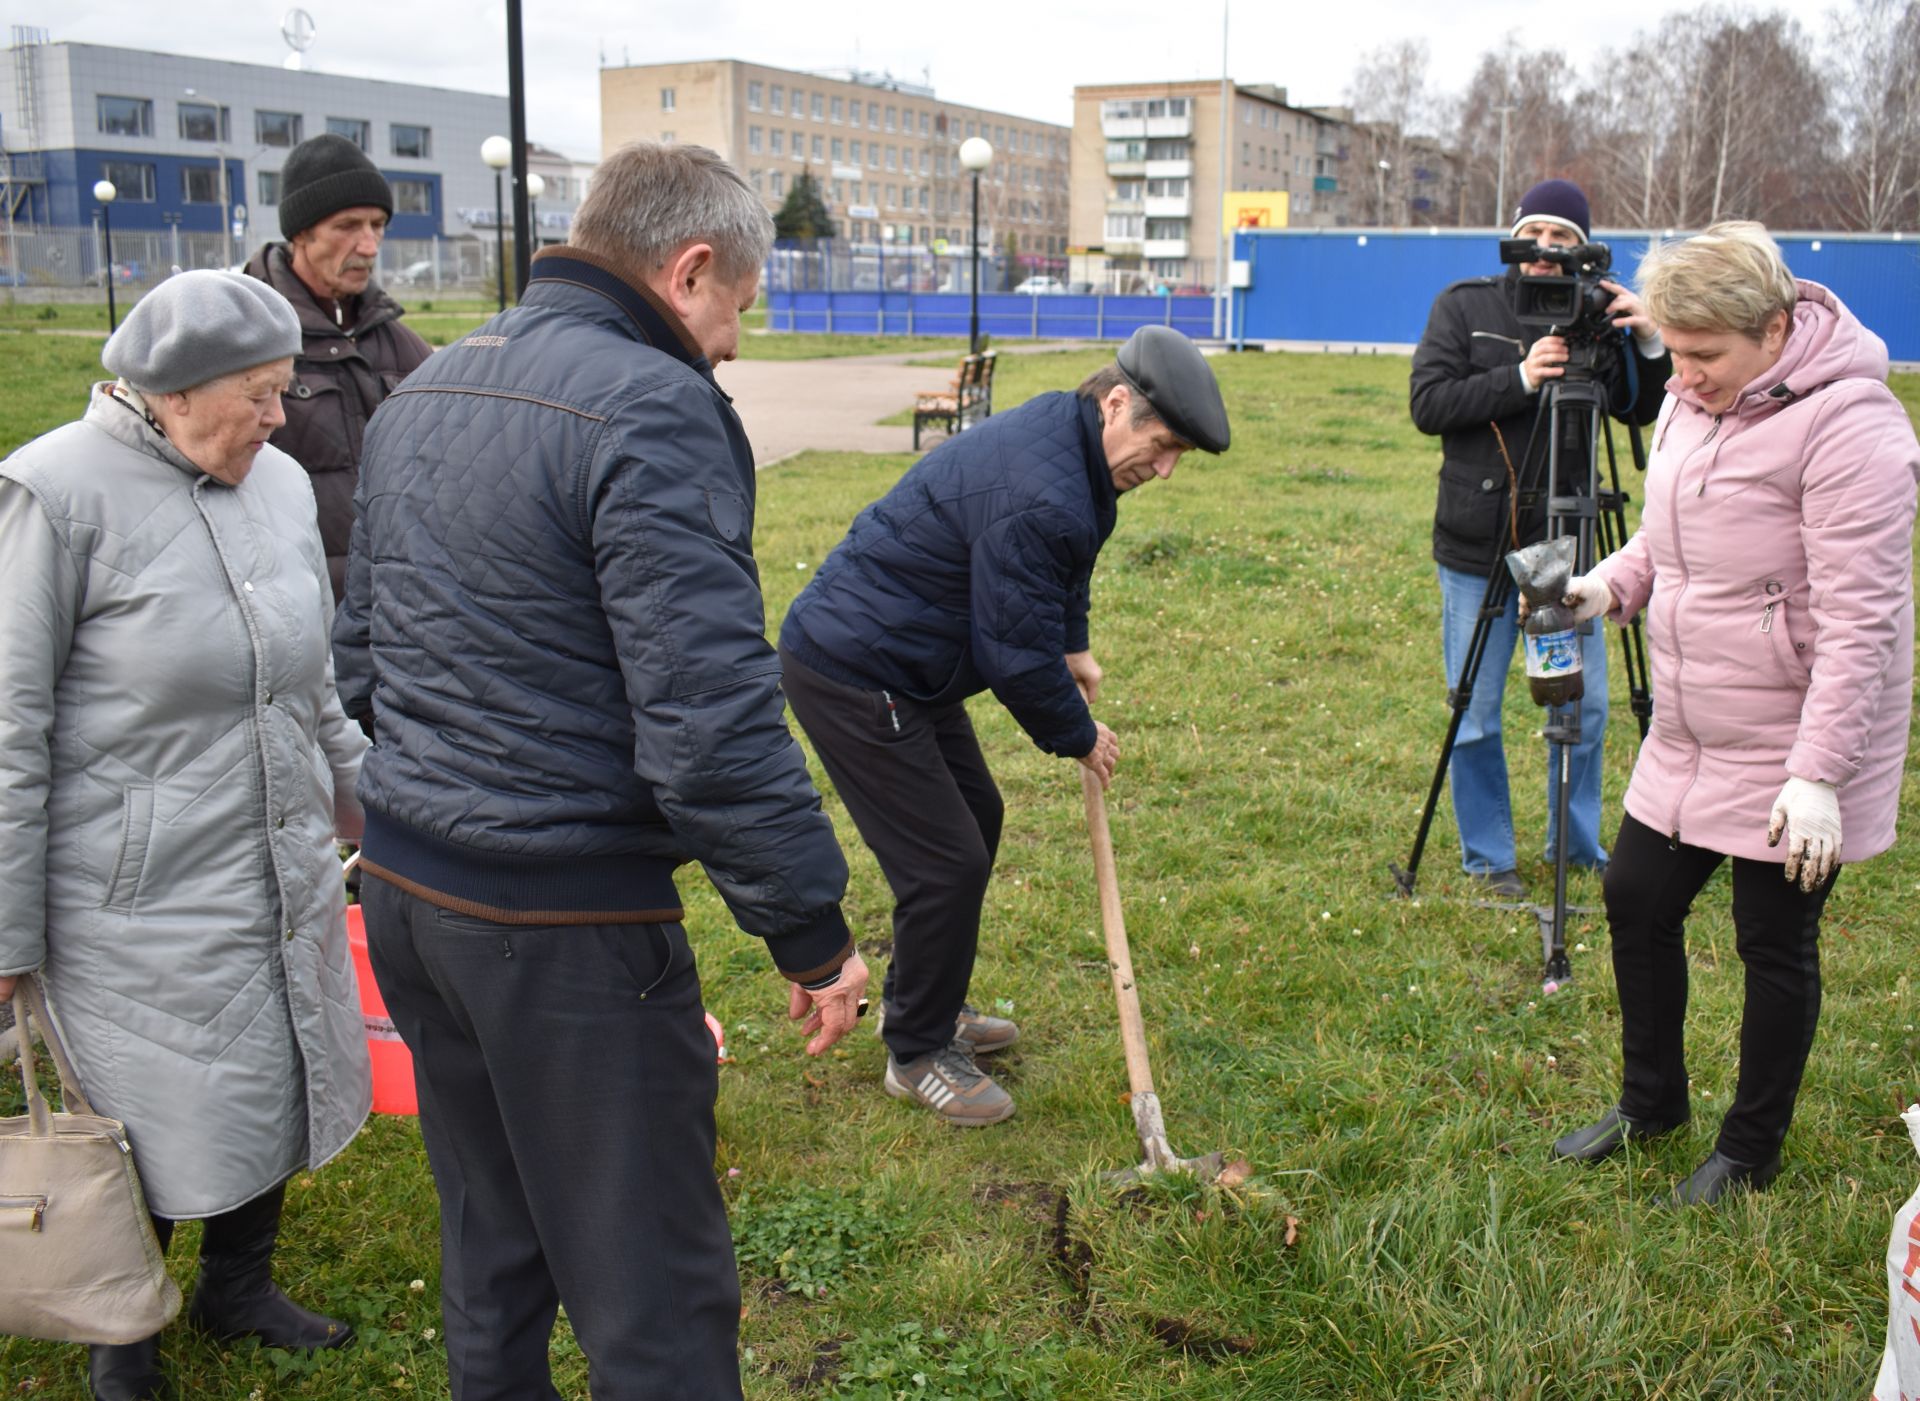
[1592, 280, 1918, 864]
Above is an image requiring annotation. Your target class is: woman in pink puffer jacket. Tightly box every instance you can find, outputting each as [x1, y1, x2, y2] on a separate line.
[1547, 222, 1919, 1205]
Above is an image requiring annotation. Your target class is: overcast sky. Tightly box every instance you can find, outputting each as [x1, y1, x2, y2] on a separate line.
[47, 0, 1845, 162]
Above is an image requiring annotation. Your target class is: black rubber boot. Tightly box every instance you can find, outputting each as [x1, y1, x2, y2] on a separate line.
[87, 1333, 165, 1400]
[1661, 1150, 1783, 1207]
[187, 1184, 354, 1351]
[1551, 1105, 1689, 1162]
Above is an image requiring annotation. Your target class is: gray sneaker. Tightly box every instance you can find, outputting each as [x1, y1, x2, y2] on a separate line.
[872, 1002, 1020, 1054]
[955, 1003, 1019, 1054]
[884, 1041, 1015, 1126]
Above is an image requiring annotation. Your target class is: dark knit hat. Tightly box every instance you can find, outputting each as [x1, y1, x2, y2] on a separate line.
[278, 133, 393, 239]
[1510, 179, 1590, 243]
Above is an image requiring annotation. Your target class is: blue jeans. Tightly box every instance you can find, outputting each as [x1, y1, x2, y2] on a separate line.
[1438, 563, 1610, 875]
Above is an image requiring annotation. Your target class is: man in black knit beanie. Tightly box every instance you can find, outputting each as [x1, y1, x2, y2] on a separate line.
[244, 132, 431, 608]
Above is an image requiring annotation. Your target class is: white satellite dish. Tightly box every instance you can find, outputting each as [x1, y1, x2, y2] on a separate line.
[281, 8, 315, 69]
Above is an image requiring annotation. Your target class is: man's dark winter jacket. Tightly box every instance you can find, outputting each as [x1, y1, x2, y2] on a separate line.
[333, 246, 852, 983]
[780, 391, 1116, 761]
[1409, 266, 1669, 575]
[244, 243, 432, 603]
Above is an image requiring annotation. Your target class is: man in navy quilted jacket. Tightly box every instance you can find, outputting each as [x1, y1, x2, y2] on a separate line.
[779, 326, 1229, 1125]
[335, 143, 866, 1399]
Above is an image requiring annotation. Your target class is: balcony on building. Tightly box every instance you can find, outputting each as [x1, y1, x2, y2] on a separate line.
[1144, 159, 1191, 180]
[1313, 175, 1339, 192]
[1100, 98, 1193, 142]
[1143, 237, 1189, 258]
[1143, 194, 1190, 218]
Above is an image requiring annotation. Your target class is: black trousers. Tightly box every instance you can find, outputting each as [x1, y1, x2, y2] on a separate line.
[1605, 812, 1838, 1164]
[360, 876, 742, 1401]
[779, 646, 1004, 1062]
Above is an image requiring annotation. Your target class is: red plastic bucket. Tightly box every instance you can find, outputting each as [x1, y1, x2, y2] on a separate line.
[345, 904, 419, 1116]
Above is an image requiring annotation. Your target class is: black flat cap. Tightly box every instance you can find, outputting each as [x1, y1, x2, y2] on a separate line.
[1116, 325, 1230, 453]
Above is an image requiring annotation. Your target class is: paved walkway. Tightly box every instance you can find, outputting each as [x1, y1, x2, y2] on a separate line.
[716, 352, 937, 464]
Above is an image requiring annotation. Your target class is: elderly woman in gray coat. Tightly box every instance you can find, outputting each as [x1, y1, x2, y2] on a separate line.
[0, 272, 372, 1401]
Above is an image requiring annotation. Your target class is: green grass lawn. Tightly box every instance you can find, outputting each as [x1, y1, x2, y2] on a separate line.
[3, 334, 1919, 1399]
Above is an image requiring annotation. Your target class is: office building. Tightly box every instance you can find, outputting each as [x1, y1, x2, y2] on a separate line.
[0, 30, 585, 278]
[601, 58, 1070, 263]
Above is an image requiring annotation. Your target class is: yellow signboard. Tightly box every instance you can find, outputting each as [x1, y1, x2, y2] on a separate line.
[1222, 190, 1290, 230]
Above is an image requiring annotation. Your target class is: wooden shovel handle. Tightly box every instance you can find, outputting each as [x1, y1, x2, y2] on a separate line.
[1081, 766, 1157, 1102]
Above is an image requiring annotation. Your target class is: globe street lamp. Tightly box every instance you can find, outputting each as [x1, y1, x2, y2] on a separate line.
[93, 179, 119, 332]
[526, 172, 545, 254]
[958, 136, 992, 354]
[481, 135, 511, 311]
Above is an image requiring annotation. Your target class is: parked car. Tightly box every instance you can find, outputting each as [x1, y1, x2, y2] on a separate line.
[1013, 275, 1065, 295]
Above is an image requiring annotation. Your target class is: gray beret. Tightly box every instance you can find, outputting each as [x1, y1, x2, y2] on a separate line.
[102, 271, 302, 395]
[1116, 325, 1231, 454]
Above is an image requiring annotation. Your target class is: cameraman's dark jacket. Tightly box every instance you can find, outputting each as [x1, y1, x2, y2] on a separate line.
[780, 391, 1115, 762]
[244, 243, 433, 605]
[1409, 266, 1669, 575]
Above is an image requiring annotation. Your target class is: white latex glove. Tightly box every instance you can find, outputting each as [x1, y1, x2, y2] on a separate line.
[1767, 777, 1841, 892]
[1561, 575, 1614, 625]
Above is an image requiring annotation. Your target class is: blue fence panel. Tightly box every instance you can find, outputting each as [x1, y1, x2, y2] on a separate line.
[1231, 229, 1920, 361]
[762, 289, 1221, 342]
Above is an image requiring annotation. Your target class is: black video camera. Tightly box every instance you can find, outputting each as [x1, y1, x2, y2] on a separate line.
[1498, 238, 1618, 345]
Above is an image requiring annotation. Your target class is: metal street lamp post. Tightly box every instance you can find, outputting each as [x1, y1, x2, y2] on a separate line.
[526, 172, 545, 255]
[481, 136, 511, 312]
[1376, 160, 1392, 225]
[958, 137, 992, 354]
[183, 90, 236, 269]
[93, 179, 119, 332]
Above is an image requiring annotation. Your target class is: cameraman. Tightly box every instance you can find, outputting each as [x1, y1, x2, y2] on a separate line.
[1410, 179, 1670, 897]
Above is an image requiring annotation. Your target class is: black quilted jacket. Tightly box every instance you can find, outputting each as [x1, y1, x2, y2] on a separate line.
[780, 391, 1116, 760]
[332, 247, 851, 981]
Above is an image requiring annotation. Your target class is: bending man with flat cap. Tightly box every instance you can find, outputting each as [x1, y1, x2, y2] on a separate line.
[780, 325, 1230, 1126]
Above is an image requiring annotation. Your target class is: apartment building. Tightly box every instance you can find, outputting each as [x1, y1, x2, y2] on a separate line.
[601, 59, 1070, 259]
[1069, 80, 1350, 291]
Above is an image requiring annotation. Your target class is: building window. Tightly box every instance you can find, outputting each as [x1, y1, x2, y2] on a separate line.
[771, 171, 785, 196]
[256, 110, 303, 147]
[1104, 213, 1143, 239]
[811, 135, 823, 161]
[885, 147, 897, 171]
[97, 95, 153, 137]
[661, 87, 676, 111]
[258, 170, 280, 205]
[748, 80, 763, 111]
[100, 160, 155, 201]
[811, 92, 824, 119]
[391, 178, 433, 215]
[867, 101, 878, 126]
[661, 131, 675, 144]
[884, 106, 896, 132]
[994, 124, 1005, 146]
[770, 130, 784, 156]
[751, 168, 763, 192]
[831, 138, 843, 161]
[771, 84, 785, 114]
[178, 102, 228, 143]
[850, 102, 862, 128]
[918, 187, 928, 210]
[918, 151, 929, 175]
[919, 111, 929, 135]
[181, 165, 223, 204]
[749, 126, 763, 154]
[867, 144, 879, 168]
[794, 130, 805, 158]
[830, 179, 843, 201]
[1147, 219, 1186, 240]
[327, 116, 371, 150]
[831, 96, 843, 122]
[391, 124, 431, 158]
[850, 140, 862, 163]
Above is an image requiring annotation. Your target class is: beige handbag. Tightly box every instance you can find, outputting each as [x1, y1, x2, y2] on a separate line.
[0, 976, 181, 1344]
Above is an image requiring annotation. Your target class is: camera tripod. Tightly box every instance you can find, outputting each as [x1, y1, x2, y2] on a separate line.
[1390, 339, 1652, 992]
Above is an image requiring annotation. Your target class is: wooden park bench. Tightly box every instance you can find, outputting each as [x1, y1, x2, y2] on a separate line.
[913, 347, 997, 450]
